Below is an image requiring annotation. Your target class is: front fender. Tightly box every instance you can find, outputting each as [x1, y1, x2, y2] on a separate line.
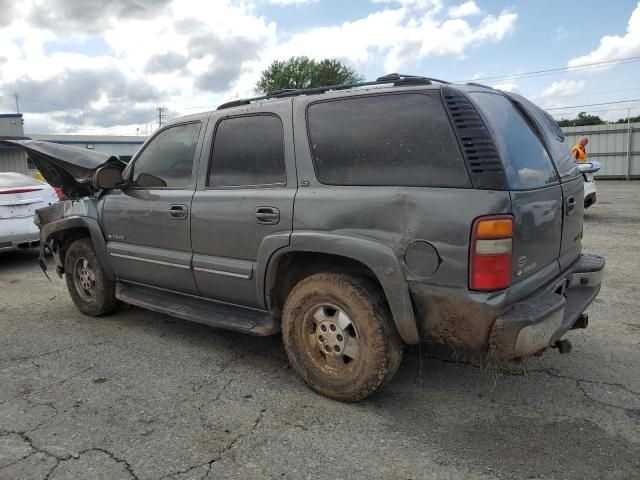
[37, 202, 113, 280]
[266, 232, 420, 345]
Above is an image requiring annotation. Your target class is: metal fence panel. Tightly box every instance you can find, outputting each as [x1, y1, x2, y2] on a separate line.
[562, 122, 639, 179]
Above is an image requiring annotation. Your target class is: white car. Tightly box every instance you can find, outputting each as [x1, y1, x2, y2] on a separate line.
[579, 161, 601, 209]
[0, 172, 61, 251]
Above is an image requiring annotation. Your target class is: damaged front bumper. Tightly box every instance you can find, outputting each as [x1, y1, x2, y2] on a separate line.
[409, 254, 605, 361]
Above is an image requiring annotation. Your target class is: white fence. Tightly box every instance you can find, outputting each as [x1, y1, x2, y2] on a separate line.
[562, 122, 640, 179]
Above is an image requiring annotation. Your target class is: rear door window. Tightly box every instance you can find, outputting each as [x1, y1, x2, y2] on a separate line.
[208, 114, 286, 187]
[306, 93, 471, 187]
[469, 92, 559, 190]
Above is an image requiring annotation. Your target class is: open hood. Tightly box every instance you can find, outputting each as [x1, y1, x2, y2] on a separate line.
[0, 139, 126, 198]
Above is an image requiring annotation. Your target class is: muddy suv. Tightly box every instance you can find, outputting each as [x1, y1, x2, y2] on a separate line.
[5, 74, 604, 401]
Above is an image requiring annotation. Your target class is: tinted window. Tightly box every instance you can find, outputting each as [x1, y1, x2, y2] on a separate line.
[307, 93, 470, 187]
[470, 92, 559, 190]
[209, 115, 286, 187]
[506, 93, 580, 181]
[132, 122, 201, 188]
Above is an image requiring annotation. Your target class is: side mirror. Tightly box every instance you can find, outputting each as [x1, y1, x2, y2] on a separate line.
[94, 166, 125, 190]
[578, 161, 602, 174]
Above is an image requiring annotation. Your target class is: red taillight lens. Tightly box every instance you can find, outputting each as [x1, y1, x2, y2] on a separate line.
[54, 187, 66, 200]
[470, 215, 514, 292]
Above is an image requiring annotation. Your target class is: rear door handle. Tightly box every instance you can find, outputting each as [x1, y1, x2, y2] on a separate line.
[255, 206, 280, 225]
[566, 196, 576, 214]
[169, 204, 188, 219]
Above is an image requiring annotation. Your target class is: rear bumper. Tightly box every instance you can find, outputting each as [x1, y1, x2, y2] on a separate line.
[489, 254, 604, 360]
[0, 217, 40, 250]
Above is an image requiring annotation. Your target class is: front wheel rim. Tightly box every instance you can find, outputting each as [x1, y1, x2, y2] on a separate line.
[73, 257, 96, 302]
[301, 303, 360, 376]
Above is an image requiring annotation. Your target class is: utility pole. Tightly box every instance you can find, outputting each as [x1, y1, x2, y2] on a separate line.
[626, 108, 632, 181]
[157, 107, 164, 128]
[14, 93, 19, 114]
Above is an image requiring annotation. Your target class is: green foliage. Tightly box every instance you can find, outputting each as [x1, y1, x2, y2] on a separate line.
[613, 115, 640, 124]
[256, 57, 365, 94]
[557, 112, 607, 127]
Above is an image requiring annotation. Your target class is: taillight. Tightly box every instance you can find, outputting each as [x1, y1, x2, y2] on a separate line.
[54, 187, 66, 200]
[470, 215, 514, 291]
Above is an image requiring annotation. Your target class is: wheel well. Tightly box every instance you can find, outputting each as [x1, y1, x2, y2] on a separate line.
[49, 227, 91, 271]
[268, 251, 385, 319]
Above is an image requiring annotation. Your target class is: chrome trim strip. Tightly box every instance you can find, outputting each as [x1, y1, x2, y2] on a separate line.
[109, 252, 190, 270]
[193, 266, 250, 279]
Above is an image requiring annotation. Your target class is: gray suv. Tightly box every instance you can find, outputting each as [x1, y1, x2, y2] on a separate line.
[5, 74, 605, 402]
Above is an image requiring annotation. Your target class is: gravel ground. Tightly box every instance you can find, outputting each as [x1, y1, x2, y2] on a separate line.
[1, 181, 639, 480]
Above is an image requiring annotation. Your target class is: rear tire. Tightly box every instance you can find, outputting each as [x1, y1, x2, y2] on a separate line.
[64, 238, 118, 316]
[282, 273, 403, 402]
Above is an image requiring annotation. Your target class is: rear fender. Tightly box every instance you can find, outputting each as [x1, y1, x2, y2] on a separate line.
[265, 232, 420, 345]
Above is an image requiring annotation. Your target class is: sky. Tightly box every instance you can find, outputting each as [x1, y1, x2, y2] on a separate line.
[0, 0, 639, 135]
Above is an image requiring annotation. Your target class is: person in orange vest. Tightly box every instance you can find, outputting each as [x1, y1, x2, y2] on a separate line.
[572, 136, 589, 162]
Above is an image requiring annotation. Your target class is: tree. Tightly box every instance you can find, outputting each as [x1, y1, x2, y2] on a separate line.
[256, 57, 364, 94]
[613, 115, 640, 124]
[557, 112, 607, 127]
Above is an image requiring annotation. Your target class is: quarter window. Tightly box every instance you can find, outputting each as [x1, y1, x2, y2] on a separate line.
[209, 115, 286, 187]
[132, 122, 201, 188]
[306, 93, 470, 187]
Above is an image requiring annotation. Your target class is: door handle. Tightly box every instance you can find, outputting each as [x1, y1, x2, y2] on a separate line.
[255, 206, 280, 225]
[566, 196, 576, 214]
[169, 204, 188, 219]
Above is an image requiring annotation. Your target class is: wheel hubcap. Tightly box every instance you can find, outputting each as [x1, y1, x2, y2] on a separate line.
[304, 304, 359, 372]
[73, 257, 96, 300]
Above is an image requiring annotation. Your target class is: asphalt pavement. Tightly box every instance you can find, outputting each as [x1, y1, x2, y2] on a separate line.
[1, 181, 639, 479]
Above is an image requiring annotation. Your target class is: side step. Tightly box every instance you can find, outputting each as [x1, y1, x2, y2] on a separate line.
[115, 283, 280, 336]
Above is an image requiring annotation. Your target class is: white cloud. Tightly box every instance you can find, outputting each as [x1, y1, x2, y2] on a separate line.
[540, 80, 586, 98]
[0, 0, 517, 133]
[448, 1, 481, 18]
[492, 81, 518, 92]
[568, 1, 640, 67]
[267, 0, 318, 5]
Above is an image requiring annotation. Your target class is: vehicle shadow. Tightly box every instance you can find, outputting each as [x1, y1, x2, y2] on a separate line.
[0, 248, 42, 272]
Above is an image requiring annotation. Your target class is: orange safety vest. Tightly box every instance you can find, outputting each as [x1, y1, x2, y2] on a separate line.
[572, 144, 587, 162]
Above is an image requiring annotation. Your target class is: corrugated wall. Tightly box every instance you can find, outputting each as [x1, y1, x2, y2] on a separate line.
[0, 149, 27, 174]
[562, 122, 640, 178]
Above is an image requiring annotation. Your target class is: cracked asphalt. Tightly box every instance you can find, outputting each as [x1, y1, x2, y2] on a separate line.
[1, 180, 639, 480]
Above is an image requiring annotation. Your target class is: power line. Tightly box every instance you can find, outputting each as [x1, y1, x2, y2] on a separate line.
[457, 55, 640, 84]
[545, 98, 640, 111]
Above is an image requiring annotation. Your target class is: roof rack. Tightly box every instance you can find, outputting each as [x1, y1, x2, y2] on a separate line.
[217, 73, 450, 110]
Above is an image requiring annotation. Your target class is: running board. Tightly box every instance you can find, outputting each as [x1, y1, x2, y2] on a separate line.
[115, 283, 279, 336]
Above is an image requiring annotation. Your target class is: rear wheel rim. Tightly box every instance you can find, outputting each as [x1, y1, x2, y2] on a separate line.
[72, 257, 96, 302]
[300, 303, 360, 377]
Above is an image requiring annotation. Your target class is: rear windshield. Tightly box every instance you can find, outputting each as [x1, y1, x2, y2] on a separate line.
[0, 172, 42, 188]
[307, 93, 471, 187]
[504, 93, 580, 181]
[470, 92, 559, 190]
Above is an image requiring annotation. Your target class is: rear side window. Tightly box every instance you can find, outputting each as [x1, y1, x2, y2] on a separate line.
[132, 122, 201, 188]
[470, 92, 559, 190]
[209, 115, 286, 187]
[307, 93, 470, 187]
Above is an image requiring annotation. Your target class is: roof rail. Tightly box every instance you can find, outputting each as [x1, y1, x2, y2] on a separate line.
[216, 73, 450, 110]
[466, 82, 494, 89]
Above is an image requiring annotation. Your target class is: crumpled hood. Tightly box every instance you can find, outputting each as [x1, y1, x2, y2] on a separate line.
[0, 139, 126, 198]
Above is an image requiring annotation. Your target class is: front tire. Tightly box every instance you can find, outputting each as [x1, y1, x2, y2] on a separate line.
[282, 273, 403, 402]
[64, 238, 118, 316]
